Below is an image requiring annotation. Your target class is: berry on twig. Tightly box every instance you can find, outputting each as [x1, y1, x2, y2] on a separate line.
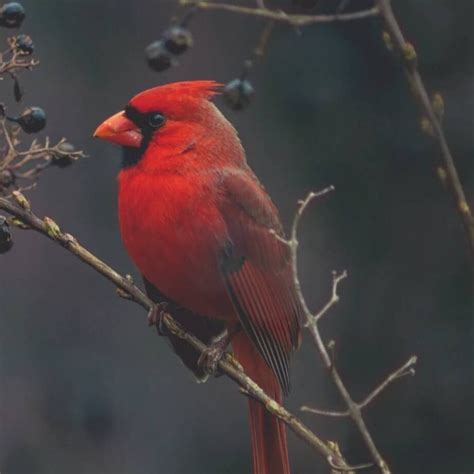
[9, 106, 47, 133]
[0, 2, 25, 28]
[162, 25, 193, 55]
[15, 34, 34, 55]
[145, 40, 173, 72]
[53, 142, 76, 168]
[223, 78, 254, 111]
[145, 7, 195, 73]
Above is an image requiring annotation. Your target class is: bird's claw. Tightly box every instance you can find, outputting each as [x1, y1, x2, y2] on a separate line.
[197, 327, 238, 376]
[198, 344, 226, 376]
[147, 302, 169, 335]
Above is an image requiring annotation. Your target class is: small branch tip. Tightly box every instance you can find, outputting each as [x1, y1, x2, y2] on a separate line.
[328, 456, 374, 471]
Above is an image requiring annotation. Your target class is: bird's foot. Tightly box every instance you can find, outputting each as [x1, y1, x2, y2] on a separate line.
[198, 329, 231, 376]
[147, 302, 169, 335]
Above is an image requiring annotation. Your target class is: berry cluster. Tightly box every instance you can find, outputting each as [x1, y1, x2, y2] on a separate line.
[0, 2, 85, 254]
[0, 2, 38, 103]
[144, 7, 256, 111]
[145, 21, 193, 72]
[223, 58, 255, 111]
[143, 2, 343, 111]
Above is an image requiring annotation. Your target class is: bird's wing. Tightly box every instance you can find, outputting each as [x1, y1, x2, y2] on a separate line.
[218, 168, 301, 394]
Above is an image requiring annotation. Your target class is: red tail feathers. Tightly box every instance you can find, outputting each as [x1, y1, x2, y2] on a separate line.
[233, 332, 290, 474]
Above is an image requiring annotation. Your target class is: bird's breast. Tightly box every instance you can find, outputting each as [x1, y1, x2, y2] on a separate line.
[118, 169, 234, 319]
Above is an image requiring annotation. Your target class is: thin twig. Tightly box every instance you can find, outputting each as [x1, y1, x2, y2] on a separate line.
[376, 0, 474, 271]
[239, 19, 275, 82]
[253, 19, 275, 61]
[359, 355, 417, 409]
[301, 355, 417, 417]
[1, 119, 15, 156]
[0, 195, 366, 472]
[307, 270, 348, 326]
[280, 189, 405, 474]
[328, 457, 373, 472]
[271, 186, 335, 325]
[179, 0, 379, 27]
[0, 120, 85, 194]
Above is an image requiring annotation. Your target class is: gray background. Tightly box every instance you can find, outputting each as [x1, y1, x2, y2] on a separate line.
[0, 0, 472, 473]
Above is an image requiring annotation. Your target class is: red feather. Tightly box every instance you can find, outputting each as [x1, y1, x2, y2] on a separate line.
[218, 168, 301, 394]
[97, 81, 301, 474]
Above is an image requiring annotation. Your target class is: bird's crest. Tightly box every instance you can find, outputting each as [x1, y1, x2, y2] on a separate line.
[129, 80, 222, 114]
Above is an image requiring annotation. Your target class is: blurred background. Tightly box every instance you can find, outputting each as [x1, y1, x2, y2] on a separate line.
[0, 0, 472, 473]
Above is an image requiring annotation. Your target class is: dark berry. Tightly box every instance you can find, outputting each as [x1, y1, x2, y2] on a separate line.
[0, 2, 25, 28]
[0, 216, 13, 254]
[162, 26, 193, 55]
[17, 106, 46, 133]
[53, 142, 75, 168]
[15, 34, 34, 55]
[0, 169, 15, 188]
[145, 40, 172, 72]
[223, 79, 255, 110]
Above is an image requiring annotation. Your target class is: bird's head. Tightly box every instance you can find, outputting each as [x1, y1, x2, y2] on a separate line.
[94, 80, 240, 169]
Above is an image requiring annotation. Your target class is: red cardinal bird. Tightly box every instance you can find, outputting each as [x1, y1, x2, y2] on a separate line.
[94, 81, 301, 474]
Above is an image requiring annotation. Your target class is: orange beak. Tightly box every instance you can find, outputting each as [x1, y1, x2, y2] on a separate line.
[93, 111, 142, 148]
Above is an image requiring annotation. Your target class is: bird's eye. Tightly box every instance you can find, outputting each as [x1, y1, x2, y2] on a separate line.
[148, 112, 166, 129]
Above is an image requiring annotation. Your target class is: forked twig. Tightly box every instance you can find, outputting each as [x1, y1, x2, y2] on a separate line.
[0, 119, 85, 194]
[302, 356, 417, 417]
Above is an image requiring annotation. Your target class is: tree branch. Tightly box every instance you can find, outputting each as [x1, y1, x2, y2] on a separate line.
[179, 0, 379, 27]
[278, 189, 417, 474]
[0, 195, 364, 472]
[376, 0, 474, 271]
[301, 355, 417, 417]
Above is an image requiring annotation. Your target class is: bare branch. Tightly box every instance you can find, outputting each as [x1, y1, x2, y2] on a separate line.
[281, 186, 336, 320]
[359, 355, 417, 409]
[179, 1, 379, 27]
[376, 0, 474, 270]
[282, 188, 413, 474]
[301, 356, 418, 417]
